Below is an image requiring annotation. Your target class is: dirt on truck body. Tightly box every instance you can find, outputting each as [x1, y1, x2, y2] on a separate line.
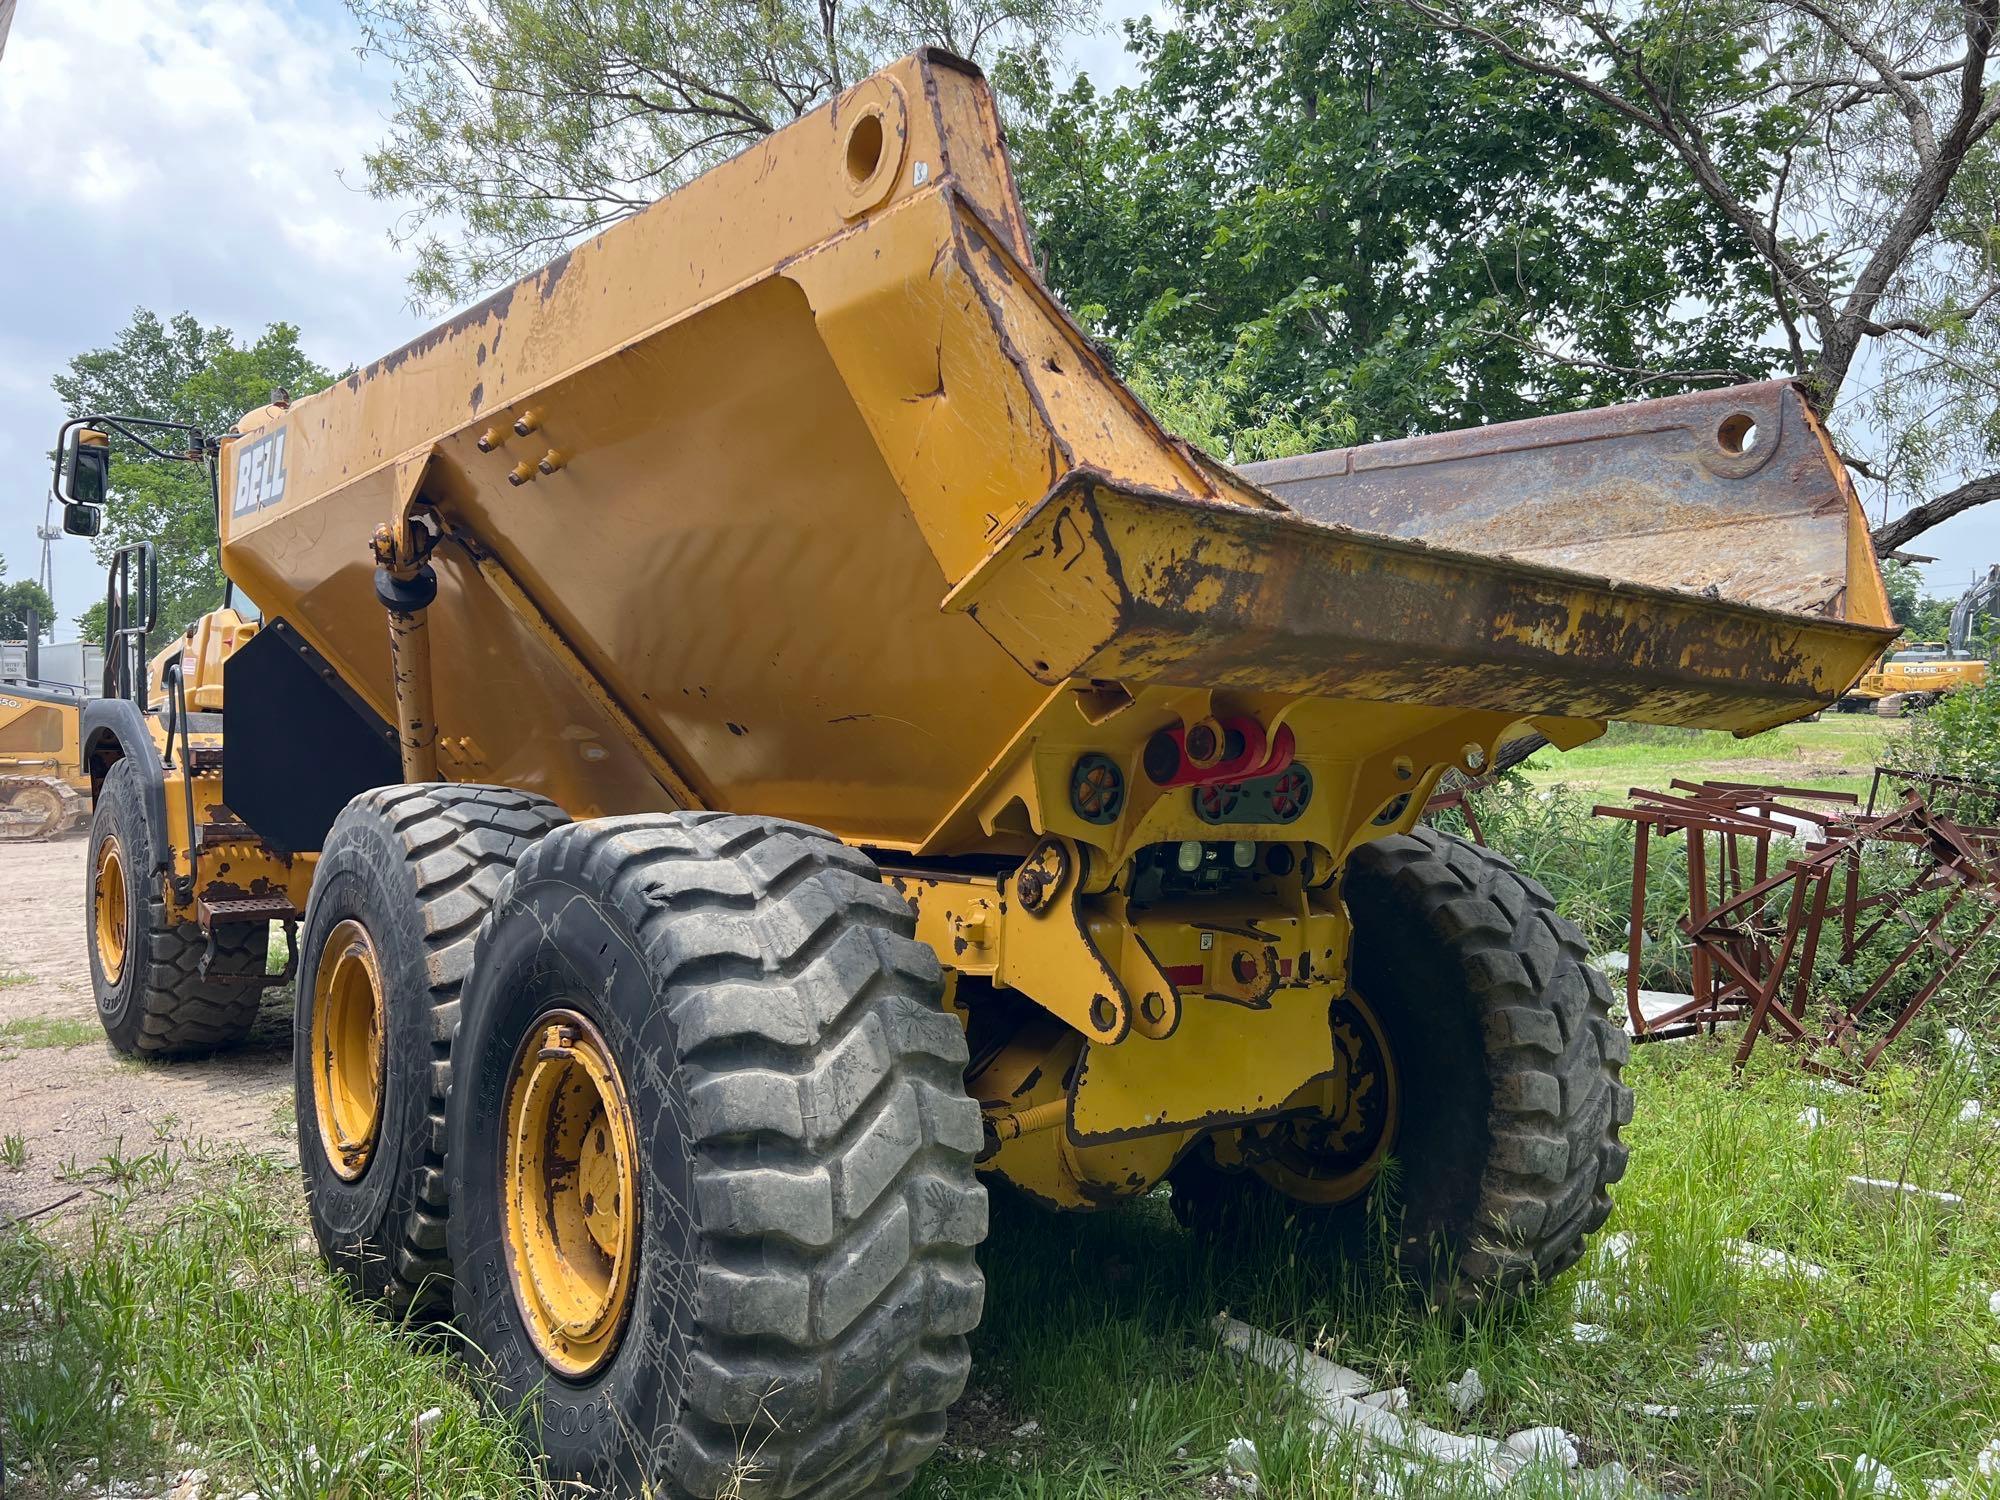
[50, 47, 1894, 1500]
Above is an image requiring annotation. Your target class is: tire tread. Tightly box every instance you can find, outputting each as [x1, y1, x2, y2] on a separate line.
[1352, 827, 1631, 1303]
[465, 811, 982, 1499]
[314, 782, 567, 1312]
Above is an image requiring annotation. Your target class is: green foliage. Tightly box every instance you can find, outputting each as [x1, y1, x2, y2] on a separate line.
[0, 556, 56, 643]
[51, 311, 336, 642]
[0, 577, 57, 642]
[74, 599, 107, 646]
[348, 0, 1093, 307]
[918, 1041, 2000, 1498]
[1881, 559, 1974, 644]
[1905, 680, 2000, 784]
[1430, 782, 1694, 989]
[0, 1159, 534, 1498]
[0, 1016, 103, 1051]
[997, 0, 1784, 460]
[1883, 559, 1926, 632]
[1452, 760, 2000, 1038]
[1394, 0, 2000, 550]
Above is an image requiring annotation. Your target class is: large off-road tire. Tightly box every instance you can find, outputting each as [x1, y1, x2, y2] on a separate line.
[1174, 827, 1631, 1307]
[295, 783, 568, 1315]
[448, 812, 986, 1499]
[87, 757, 269, 1057]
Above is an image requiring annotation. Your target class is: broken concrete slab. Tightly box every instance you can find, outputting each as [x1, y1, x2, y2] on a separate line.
[1215, 1315, 1373, 1403]
[1446, 1367, 1487, 1414]
[1576, 1460, 1647, 1497]
[1215, 1319, 1521, 1491]
[1854, 1453, 1899, 1495]
[1725, 1239, 1830, 1282]
[1638, 1399, 1824, 1418]
[1223, 1434, 1261, 1491]
[1620, 991, 1707, 1035]
[1845, 1175, 1965, 1217]
[1571, 1280, 1632, 1319]
[1503, 1427, 1580, 1469]
[1214, 1316, 1665, 1498]
[1977, 1437, 2000, 1476]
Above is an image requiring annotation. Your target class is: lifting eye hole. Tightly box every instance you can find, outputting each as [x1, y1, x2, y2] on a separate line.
[846, 112, 885, 185]
[1717, 413, 1759, 455]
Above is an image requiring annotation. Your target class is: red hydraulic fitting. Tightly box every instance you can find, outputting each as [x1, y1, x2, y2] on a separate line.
[1143, 716, 1296, 787]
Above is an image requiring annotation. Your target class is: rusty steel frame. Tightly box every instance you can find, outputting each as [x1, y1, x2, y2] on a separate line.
[1422, 780, 1489, 845]
[1595, 773, 2000, 1077]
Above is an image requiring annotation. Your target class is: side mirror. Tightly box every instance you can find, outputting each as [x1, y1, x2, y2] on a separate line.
[62, 502, 103, 538]
[63, 428, 112, 506]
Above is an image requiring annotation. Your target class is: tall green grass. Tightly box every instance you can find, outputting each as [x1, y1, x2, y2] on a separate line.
[0, 1153, 537, 1500]
[917, 1043, 2000, 1499]
[7, 754, 1998, 1499]
[6, 1042, 1995, 1498]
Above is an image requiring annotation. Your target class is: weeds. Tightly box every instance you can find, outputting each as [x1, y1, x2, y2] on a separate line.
[1, 1134, 24, 1169]
[5, 734, 1995, 1499]
[916, 1042, 2000, 1499]
[6, 1037, 1995, 1499]
[0, 1153, 537, 1499]
[92, 1140, 178, 1191]
[1903, 680, 2000, 784]
[1437, 775, 2000, 1040]
[0, 1016, 102, 1050]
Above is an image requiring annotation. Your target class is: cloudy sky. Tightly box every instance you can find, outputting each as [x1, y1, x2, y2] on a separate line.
[1, 0, 1991, 643]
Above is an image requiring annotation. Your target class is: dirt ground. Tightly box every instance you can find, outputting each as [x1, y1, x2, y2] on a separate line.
[0, 833, 295, 1228]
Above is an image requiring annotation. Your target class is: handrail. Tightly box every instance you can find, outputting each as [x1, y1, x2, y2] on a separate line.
[158, 656, 200, 904]
[103, 542, 157, 708]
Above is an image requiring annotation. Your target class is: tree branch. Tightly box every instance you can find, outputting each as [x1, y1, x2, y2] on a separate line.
[1493, 329, 1756, 386]
[1873, 471, 2000, 552]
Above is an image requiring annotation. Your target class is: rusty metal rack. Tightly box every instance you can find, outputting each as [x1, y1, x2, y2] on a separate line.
[1594, 773, 2000, 1077]
[1422, 782, 1488, 845]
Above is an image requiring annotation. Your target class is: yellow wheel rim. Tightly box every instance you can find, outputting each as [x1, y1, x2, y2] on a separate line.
[1249, 992, 1400, 1207]
[93, 835, 129, 986]
[502, 1009, 640, 1378]
[311, 919, 388, 1182]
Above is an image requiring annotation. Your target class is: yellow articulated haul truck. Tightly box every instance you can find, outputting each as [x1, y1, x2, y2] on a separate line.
[55, 51, 1893, 1497]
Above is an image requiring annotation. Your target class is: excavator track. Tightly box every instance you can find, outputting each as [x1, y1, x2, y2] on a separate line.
[0, 776, 88, 841]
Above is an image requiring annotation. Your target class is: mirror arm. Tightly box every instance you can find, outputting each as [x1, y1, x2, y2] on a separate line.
[50, 413, 226, 502]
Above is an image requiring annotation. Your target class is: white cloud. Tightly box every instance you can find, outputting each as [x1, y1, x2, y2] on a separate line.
[0, 0, 426, 631]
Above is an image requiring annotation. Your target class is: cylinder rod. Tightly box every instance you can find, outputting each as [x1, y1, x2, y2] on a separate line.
[377, 562, 440, 784]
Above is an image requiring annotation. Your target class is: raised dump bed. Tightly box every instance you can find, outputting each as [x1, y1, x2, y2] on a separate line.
[61, 47, 1893, 1500]
[201, 56, 1888, 855]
